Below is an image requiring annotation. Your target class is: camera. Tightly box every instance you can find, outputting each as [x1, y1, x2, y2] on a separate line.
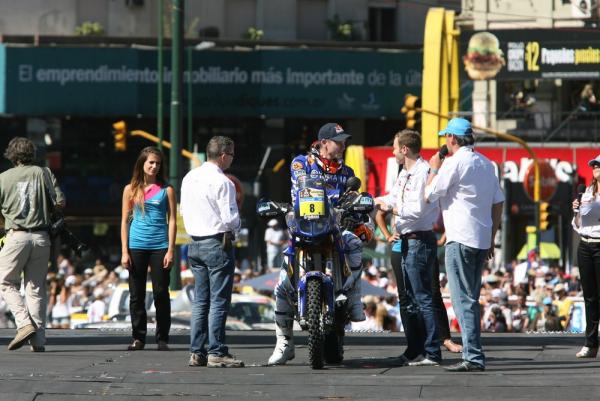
[49, 214, 88, 256]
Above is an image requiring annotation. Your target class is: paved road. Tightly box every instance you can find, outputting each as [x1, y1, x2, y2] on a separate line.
[0, 329, 598, 400]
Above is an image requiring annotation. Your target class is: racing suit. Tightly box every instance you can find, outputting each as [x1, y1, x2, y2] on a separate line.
[268, 149, 366, 365]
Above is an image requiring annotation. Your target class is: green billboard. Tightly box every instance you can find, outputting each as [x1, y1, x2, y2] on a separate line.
[0, 45, 422, 118]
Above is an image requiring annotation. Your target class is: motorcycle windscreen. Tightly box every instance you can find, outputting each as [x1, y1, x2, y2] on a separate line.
[295, 176, 328, 220]
[292, 176, 334, 238]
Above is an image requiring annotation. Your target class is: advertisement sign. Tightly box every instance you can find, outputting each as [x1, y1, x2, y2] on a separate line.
[0, 45, 422, 118]
[522, 159, 558, 202]
[363, 146, 599, 197]
[460, 29, 600, 80]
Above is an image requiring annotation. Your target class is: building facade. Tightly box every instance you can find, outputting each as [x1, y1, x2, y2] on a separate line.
[0, 0, 458, 266]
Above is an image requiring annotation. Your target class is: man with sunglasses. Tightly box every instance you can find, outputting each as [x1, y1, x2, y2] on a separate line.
[425, 118, 504, 372]
[181, 136, 244, 368]
[267, 123, 370, 365]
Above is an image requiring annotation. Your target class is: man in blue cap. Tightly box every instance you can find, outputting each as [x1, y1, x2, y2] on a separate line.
[424, 118, 504, 372]
[267, 122, 371, 365]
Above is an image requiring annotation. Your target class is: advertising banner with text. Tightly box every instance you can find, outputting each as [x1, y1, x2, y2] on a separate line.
[0, 45, 422, 118]
[364, 146, 600, 198]
[460, 29, 600, 81]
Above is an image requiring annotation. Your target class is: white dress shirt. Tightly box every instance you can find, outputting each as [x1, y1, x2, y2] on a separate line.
[180, 161, 241, 237]
[572, 188, 600, 238]
[425, 146, 504, 250]
[377, 157, 439, 234]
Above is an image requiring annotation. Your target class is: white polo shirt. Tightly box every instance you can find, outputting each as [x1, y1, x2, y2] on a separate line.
[425, 146, 504, 250]
[180, 161, 241, 237]
[377, 157, 439, 234]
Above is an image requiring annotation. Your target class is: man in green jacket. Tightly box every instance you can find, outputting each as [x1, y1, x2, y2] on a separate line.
[0, 137, 64, 351]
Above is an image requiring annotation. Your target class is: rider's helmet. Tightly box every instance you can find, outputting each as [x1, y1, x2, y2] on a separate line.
[353, 223, 373, 243]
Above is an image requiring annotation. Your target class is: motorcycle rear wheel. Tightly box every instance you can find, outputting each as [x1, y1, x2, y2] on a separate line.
[324, 306, 345, 364]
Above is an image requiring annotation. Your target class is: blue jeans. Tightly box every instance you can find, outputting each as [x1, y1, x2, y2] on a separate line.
[402, 231, 441, 362]
[445, 241, 487, 367]
[188, 237, 234, 357]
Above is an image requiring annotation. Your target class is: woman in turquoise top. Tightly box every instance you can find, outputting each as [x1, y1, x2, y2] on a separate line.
[120, 147, 177, 351]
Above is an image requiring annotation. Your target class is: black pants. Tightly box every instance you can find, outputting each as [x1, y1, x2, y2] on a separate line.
[577, 240, 600, 348]
[391, 250, 451, 359]
[128, 248, 171, 344]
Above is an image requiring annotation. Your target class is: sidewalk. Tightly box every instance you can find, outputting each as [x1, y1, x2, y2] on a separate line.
[0, 329, 598, 401]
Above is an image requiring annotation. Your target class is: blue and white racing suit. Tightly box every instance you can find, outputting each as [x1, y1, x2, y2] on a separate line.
[273, 151, 364, 327]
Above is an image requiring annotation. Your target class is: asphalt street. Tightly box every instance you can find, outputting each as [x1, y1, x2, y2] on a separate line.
[0, 329, 598, 401]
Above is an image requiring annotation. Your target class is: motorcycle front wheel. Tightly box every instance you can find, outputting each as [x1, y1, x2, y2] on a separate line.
[307, 278, 324, 369]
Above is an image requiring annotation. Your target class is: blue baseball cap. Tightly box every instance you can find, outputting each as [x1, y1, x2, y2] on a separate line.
[588, 154, 600, 167]
[438, 117, 473, 136]
[318, 123, 351, 142]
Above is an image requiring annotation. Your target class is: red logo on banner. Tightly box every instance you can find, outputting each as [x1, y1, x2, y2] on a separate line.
[523, 160, 558, 202]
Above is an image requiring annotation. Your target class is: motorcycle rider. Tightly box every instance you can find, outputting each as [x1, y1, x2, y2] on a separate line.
[268, 122, 372, 366]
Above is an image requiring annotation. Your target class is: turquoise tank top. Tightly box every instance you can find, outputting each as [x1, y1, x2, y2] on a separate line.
[129, 186, 169, 250]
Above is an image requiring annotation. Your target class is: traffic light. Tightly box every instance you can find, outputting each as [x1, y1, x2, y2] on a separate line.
[401, 94, 421, 130]
[539, 201, 551, 231]
[113, 120, 127, 152]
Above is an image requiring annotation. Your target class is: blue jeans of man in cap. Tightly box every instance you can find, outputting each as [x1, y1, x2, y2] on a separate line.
[445, 241, 487, 368]
[188, 237, 235, 357]
[402, 231, 441, 362]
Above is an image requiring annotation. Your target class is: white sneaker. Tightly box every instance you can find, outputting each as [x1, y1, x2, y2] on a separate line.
[267, 339, 295, 365]
[408, 355, 440, 366]
[576, 346, 598, 358]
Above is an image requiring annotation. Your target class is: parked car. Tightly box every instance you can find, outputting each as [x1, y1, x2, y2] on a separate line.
[72, 282, 180, 329]
[74, 283, 276, 331]
[171, 284, 276, 330]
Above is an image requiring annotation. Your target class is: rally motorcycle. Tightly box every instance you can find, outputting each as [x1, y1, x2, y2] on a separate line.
[257, 175, 373, 369]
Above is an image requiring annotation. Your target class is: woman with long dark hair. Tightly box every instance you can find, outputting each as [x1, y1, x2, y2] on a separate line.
[120, 146, 177, 351]
[572, 155, 600, 358]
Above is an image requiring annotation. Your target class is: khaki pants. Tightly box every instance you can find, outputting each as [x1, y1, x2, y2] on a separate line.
[0, 230, 50, 346]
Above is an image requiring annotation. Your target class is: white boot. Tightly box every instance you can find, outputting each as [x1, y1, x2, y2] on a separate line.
[346, 279, 366, 322]
[267, 320, 295, 365]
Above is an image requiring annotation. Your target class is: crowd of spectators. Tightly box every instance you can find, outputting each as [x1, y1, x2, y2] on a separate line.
[346, 247, 583, 333]
[0, 244, 582, 335]
[0, 251, 129, 329]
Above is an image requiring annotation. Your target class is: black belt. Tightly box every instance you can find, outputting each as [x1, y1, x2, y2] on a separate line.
[191, 233, 225, 241]
[581, 234, 600, 240]
[10, 226, 48, 233]
[401, 230, 433, 240]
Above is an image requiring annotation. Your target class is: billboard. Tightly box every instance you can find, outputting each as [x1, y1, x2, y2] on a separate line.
[460, 29, 600, 80]
[0, 45, 422, 118]
[364, 145, 599, 197]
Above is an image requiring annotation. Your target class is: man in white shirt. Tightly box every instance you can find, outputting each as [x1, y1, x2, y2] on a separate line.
[264, 219, 286, 270]
[425, 118, 504, 372]
[375, 130, 441, 366]
[181, 136, 244, 368]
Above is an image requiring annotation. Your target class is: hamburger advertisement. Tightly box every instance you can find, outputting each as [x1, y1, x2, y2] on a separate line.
[463, 31, 505, 80]
[460, 29, 600, 80]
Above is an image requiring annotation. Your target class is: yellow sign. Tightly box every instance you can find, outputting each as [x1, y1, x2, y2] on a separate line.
[176, 204, 191, 245]
[298, 189, 325, 219]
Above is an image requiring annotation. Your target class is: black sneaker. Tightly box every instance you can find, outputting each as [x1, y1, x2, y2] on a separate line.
[444, 361, 485, 372]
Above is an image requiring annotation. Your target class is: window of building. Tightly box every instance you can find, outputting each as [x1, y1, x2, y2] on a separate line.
[368, 7, 396, 42]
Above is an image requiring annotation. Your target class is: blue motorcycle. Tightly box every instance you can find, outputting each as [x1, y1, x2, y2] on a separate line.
[257, 175, 373, 369]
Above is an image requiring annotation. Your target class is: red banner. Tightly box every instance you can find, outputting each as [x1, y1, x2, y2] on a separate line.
[364, 146, 600, 197]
